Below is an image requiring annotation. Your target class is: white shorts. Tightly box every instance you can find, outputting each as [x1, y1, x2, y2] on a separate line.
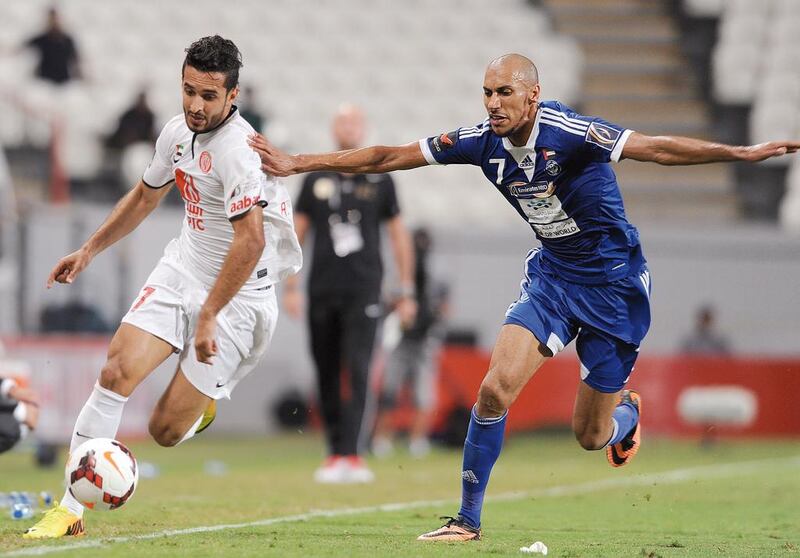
[121, 240, 278, 400]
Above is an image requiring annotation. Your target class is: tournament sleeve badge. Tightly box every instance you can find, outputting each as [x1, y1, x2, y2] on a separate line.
[585, 122, 621, 151]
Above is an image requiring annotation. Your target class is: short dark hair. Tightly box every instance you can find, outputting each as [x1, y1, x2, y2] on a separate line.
[183, 35, 242, 91]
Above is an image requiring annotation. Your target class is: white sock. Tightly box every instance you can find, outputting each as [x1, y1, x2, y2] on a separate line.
[61, 382, 129, 517]
[177, 413, 204, 445]
[602, 417, 620, 449]
[12, 403, 30, 439]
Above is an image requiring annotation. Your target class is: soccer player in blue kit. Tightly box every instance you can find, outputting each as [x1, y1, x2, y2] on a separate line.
[250, 53, 799, 541]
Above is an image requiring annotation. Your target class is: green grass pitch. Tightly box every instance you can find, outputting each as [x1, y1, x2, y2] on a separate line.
[1, 433, 798, 557]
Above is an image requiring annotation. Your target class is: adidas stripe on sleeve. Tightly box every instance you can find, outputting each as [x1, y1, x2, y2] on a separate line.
[419, 120, 490, 166]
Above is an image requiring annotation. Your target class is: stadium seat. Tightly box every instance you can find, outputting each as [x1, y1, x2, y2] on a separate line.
[4, 0, 581, 225]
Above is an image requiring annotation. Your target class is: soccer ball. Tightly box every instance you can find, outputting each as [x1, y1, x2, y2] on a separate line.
[65, 438, 138, 511]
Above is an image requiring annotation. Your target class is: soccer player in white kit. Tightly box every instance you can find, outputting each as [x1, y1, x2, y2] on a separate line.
[24, 35, 301, 539]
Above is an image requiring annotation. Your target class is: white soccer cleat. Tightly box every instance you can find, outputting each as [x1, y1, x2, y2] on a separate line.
[371, 436, 394, 459]
[344, 456, 375, 483]
[313, 456, 349, 484]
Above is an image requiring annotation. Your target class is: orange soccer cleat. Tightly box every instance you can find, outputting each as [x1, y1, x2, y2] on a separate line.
[607, 389, 642, 468]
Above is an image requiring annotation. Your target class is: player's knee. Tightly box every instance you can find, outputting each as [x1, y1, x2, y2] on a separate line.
[99, 357, 135, 397]
[148, 416, 181, 447]
[573, 426, 609, 451]
[477, 378, 513, 416]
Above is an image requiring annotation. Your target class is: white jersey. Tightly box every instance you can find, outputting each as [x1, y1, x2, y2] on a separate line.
[143, 108, 302, 291]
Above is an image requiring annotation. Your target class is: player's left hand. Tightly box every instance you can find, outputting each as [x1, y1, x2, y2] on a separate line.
[396, 297, 418, 329]
[248, 133, 297, 177]
[740, 141, 800, 162]
[195, 312, 218, 365]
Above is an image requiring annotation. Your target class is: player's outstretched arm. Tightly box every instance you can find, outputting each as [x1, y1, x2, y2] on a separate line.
[47, 180, 171, 288]
[249, 134, 429, 176]
[622, 133, 799, 166]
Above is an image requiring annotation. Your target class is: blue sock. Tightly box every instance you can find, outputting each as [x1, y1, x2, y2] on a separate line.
[457, 406, 507, 528]
[607, 401, 639, 446]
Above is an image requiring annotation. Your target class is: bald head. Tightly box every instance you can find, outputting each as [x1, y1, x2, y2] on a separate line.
[487, 53, 539, 88]
[483, 53, 542, 143]
[332, 103, 365, 150]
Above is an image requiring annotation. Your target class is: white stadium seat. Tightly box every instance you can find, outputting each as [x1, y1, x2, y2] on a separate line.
[4, 0, 581, 226]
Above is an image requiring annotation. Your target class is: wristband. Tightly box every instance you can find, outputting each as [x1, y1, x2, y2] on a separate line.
[398, 285, 415, 298]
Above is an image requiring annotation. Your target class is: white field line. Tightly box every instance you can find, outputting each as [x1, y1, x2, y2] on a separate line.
[4, 455, 799, 557]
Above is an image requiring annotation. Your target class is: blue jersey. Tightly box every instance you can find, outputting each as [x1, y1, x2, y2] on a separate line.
[419, 100, 644, 285]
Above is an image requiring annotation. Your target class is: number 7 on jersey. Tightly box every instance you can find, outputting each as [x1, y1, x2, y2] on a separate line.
[489, 158, 505, 185]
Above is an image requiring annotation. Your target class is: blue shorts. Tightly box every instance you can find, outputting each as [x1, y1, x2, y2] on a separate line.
[504, 250, 652, 393]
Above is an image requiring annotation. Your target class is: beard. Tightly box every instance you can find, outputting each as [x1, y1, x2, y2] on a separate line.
[185, 105, 228, 132]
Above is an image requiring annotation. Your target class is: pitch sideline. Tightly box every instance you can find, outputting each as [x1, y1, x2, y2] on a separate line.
[4, 455, 799, 557]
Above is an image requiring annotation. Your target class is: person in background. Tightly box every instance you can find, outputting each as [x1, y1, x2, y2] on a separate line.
[105, 90, 157, 151]
[0, 376, 39, 454]
[238, 86, 265, 133]
[283, 104, 416, 484]
[373, 228, 449, 458]
[23, 8, 81, 85]
[680, 304, 731, 355]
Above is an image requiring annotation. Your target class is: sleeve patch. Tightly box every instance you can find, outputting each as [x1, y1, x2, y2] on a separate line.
[431, 130, 459, 153]
[585, 122, 621, 151]
[227, 176, 266, 218]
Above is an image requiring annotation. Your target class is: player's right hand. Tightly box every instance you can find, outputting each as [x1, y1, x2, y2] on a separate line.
[248, 133, 297, 177]
[282, 288, 304, 320]
[739, 140, 800, 162]
[47, 248, 92, 288]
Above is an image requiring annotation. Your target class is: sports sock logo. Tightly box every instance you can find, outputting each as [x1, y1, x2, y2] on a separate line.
[462, 470, 479, 484]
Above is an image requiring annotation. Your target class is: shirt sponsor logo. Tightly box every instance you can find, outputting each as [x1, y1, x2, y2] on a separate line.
[586, 122, 621, 151]
[519, 194, 569, 224]
[199, 150, 212, 173]
[175, 169, 201, 204]
[229, 194, 261, 215]
[532, 218, 581, 239]
[509, 180, 554, 198]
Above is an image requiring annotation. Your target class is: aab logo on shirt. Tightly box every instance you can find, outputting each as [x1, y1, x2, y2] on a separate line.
[229, 192, 262, 214]
[586, 122, 621, 151]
